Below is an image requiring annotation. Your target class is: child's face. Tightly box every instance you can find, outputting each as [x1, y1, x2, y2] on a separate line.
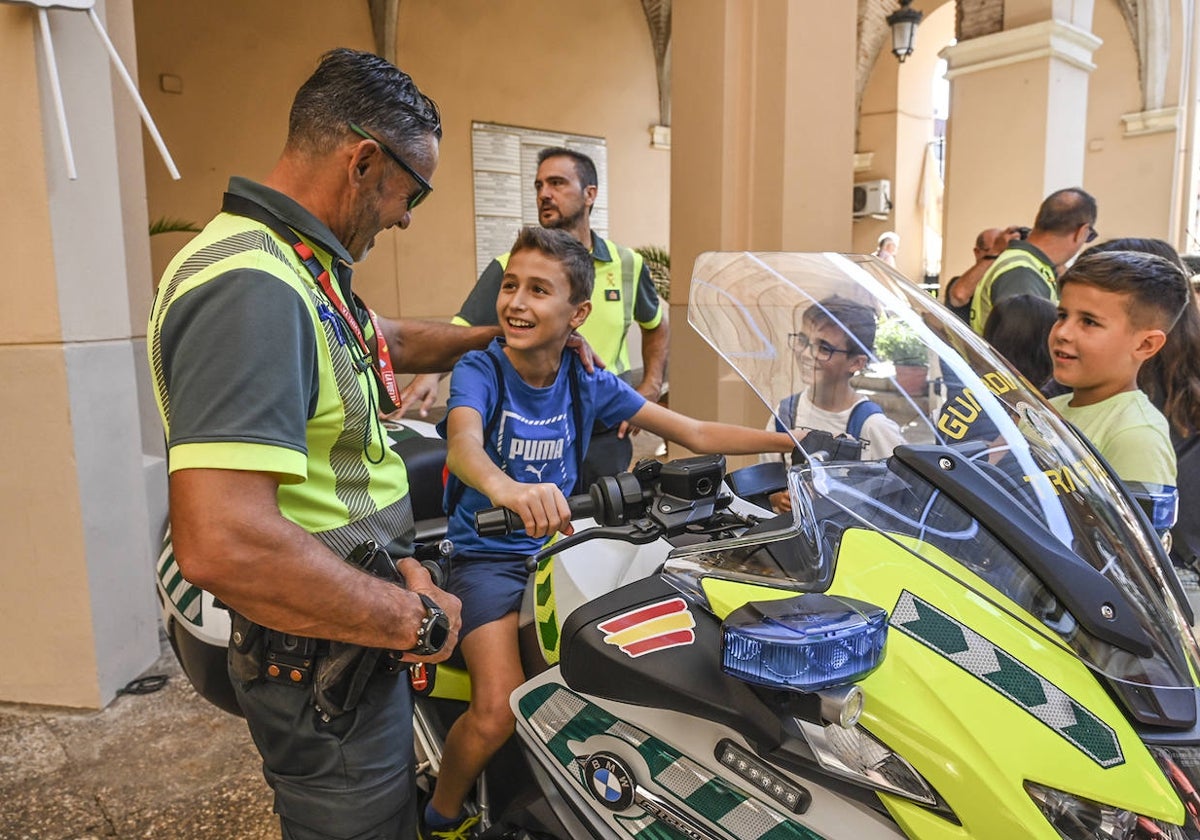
[1049, 283, 1163, 406]
[496, 249, 590, 352]
[793, 319, 865, 387]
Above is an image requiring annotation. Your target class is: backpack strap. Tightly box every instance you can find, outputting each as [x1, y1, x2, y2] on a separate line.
[846, 400, 883, 439]
[445, 351, 506, 516]
[774, 392, 801, 433]
[444, 351, 587, 516]
[566, 355, 586, 487]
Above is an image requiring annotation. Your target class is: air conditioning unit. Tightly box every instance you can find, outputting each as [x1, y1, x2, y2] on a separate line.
[853, 180, 891, 218]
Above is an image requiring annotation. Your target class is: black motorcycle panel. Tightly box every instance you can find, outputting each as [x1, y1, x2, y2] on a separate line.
[559, 576, 784, 751]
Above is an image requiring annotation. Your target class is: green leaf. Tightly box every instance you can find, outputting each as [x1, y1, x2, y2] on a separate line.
[634, 245, 670, 302]
[149, 216, 201, 236]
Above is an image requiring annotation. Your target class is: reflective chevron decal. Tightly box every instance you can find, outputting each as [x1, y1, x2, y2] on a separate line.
[890, 590, 1123, 768]
[518, 683, 825, 839]
[534, 556, 560, 663]
[157, 531, 202, 625]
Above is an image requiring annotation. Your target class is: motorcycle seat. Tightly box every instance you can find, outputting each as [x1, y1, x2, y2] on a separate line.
[392, 434, 449, 523]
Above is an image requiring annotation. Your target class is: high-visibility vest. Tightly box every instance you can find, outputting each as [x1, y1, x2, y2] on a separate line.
[148, 210, 410, 546]
[969, 247, 1057, 333]
[494, 239, 644, 376]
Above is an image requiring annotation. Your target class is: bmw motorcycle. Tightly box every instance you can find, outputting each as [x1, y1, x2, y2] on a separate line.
[160, 250, 1200, 839]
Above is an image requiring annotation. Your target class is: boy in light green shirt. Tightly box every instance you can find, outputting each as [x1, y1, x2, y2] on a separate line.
[1049, 250, 1190, 485]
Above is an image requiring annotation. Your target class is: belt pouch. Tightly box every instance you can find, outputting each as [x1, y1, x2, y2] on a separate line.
[228, 610, 265, 683]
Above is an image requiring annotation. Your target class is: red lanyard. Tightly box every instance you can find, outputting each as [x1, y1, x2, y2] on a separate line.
[219, 192, 401, 407]
[291, 240, 400, 407]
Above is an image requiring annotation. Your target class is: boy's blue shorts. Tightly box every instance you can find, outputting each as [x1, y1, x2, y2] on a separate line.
[446, 552, 530, 639]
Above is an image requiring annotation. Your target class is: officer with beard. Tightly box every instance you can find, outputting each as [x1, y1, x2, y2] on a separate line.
[399, 147, 668, 488]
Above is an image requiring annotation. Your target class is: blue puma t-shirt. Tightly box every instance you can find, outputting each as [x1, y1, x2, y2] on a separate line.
[439, 339, 645, 555]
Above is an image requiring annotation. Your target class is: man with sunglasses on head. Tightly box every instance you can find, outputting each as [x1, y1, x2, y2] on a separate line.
[147, 49, 503, 840]
[969, 187, 1099, 335]
[399, 147, 669, 490]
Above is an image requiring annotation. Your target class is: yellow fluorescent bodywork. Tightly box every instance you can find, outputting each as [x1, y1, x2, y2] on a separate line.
[428, 663, 471, 702]
[700, 526, 1184, 837]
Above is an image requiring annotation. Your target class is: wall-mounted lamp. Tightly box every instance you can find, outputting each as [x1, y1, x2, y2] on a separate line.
[886, 0, 924, 63]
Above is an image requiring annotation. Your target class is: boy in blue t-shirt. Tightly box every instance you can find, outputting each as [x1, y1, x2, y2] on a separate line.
[423, 226, 794, 838]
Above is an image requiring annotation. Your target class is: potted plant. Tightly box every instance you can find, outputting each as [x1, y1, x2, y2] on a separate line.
[875, 317, 928, 396]
[635, 245, 670, 302]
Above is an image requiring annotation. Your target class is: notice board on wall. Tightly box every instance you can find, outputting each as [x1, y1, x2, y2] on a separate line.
[471, 121, 608, 276]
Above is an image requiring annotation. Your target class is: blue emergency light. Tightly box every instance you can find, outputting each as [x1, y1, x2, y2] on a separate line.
[721, 594, 887, 693]
[1126, 482, 1179, 534]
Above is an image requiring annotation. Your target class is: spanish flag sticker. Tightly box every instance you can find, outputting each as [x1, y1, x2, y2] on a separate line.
[597, 597, 696, 658]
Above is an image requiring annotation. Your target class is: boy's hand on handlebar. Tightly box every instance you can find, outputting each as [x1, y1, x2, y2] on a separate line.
[395, 557, 461, 664]
[495, 481, 575, 538]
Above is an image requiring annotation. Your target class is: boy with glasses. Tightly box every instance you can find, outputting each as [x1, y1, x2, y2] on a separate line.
[761, 296, 904, 513]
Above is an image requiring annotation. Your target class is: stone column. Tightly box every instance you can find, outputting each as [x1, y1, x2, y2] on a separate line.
[670, 0, 857, 449]
[939, 14, 1100, 280]
[0, 0, 161, 708]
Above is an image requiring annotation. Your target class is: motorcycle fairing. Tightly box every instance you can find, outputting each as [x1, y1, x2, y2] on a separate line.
[889, 589, 1124, 769]
[685, 250, 1200, 699]
[561, 577, 782, 748]
[688, 530, 1183, 831]
[516, 681, 827, 840]
[839, 525, 1182, 833]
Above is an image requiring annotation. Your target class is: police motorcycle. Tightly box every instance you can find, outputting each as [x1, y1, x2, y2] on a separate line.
[417, 250, 1200, 840]
[161, 249, 1200, 840]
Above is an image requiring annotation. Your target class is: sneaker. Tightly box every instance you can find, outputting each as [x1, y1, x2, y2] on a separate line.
[419, 810, 481, 840]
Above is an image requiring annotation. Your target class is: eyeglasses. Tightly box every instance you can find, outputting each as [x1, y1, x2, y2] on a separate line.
[349, 122, 433, 210]
[788, 332, 856, 362]
[1085, 225, 1099, 243]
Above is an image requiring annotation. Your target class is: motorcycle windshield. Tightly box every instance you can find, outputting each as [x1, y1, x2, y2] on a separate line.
[683, 251, 1200, 709]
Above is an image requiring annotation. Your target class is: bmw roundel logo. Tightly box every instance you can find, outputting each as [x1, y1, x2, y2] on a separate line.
[584, 752, 635, 811]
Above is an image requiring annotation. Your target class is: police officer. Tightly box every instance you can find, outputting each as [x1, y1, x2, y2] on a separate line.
[401, 148, 668, 488]
[969, 187, 1099, 334]
[148, 49, 488, 840]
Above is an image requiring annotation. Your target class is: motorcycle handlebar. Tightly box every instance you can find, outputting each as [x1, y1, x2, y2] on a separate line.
[472, 457, 723, 540]
[475, 491, 599, 537]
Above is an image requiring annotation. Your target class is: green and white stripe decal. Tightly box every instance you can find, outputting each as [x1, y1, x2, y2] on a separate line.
[518, 683, 824, 840]
[890, 590, 1123, 768]
[157, 532, 202, 625]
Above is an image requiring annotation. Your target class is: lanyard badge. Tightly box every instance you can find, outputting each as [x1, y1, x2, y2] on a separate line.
[292, 241, 400, 407]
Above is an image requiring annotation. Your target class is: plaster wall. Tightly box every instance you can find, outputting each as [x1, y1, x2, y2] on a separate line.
[2, 6, 60, 346]
[134, 0, 669, 323]
[940, 36, 1064, 283]
[1084, 0, 1178, 241]
[1, 0, 160, 708]
[0, 6, 98, 708]
[855, 0, 955, 282]
[670, 0, 856, 459]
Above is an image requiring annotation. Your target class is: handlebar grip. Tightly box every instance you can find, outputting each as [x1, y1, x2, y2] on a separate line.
[474, 489, 599, 537]
[475, 507, 523, 537]
[420, 559, 446, 589]
[566, 490, 598, 521]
